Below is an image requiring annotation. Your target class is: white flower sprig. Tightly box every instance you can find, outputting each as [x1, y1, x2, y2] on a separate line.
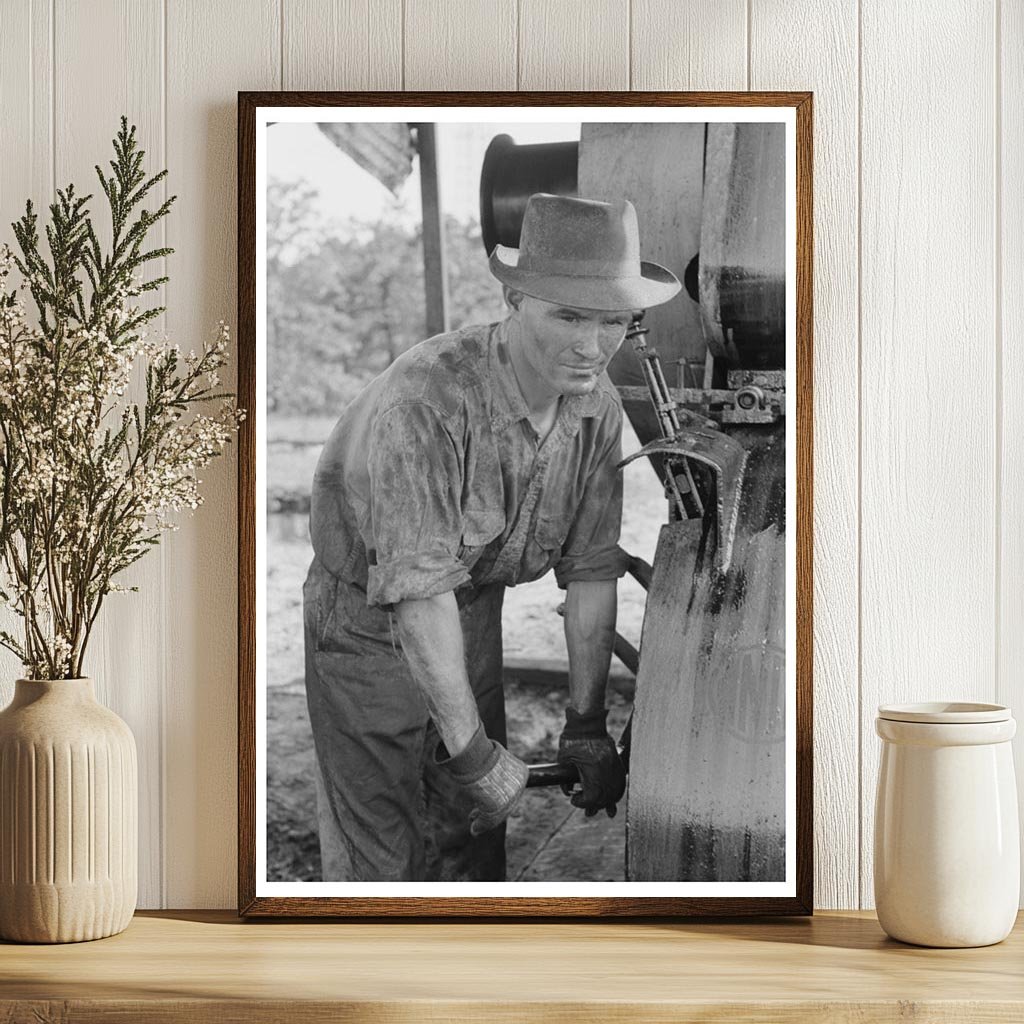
[0, 118, 244, 680]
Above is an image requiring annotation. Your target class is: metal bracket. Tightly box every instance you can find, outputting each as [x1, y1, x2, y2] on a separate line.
[616, 372, 785, 426]
[618, 427, 748, 573]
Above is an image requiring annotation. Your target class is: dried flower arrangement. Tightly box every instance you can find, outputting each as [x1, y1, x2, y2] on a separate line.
[0, 117, 244, 679]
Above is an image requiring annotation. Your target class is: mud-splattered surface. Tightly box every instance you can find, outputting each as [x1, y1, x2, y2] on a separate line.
[266, 416, 662, 881]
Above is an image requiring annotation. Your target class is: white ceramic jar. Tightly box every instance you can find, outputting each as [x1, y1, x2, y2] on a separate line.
[874, 702, 1019, 947]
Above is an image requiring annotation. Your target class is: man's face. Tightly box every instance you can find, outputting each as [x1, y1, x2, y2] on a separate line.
[510, 292, 635, 398]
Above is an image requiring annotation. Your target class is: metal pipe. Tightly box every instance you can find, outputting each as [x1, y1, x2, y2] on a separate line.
[526, 726, 633, 789]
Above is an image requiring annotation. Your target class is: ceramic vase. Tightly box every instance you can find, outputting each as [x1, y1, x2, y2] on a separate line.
[0, 677, 137, 943]
[874, 701, 1019, 947]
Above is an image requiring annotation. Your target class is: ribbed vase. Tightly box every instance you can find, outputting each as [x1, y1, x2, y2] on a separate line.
[0, 678, 137, 943]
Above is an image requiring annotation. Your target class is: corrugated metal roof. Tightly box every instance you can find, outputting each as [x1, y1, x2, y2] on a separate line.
[316, 122, 416, 196]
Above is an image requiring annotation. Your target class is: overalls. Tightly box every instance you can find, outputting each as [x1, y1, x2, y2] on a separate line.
[304, 566, 508, 881]
[302, 322, 627, 882]
[304, 433, 566, 882]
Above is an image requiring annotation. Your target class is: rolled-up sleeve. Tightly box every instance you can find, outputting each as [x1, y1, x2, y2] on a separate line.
[364, 401, 472, 608]
[553, 404, 631, 588]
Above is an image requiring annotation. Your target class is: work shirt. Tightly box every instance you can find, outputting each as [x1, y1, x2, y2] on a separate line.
[309, 316, 630, 609]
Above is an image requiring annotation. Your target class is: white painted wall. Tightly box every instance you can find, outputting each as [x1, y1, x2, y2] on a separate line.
[0, 0, 1018, 911]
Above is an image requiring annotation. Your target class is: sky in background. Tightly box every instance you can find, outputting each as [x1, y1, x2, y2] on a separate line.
[267, 121, 581, 231]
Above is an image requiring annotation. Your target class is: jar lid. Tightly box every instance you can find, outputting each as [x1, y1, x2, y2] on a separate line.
[877, 701, 1011, 724]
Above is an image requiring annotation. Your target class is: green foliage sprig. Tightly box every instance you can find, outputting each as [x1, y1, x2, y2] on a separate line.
[0, 117, 244, 679]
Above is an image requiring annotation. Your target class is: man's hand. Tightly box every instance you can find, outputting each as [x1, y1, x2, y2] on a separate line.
[556, 706, 626, 818]
[436, 724, 529, 836]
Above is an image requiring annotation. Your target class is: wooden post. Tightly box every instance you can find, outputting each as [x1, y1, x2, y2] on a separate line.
[415, 123, 449, 337]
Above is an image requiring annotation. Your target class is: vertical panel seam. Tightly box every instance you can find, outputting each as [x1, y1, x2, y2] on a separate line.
[856, 0, 864, 910]
[29, 0, 34, 189]
[627, 0, 632, 91]
[400, 0, 406, 90]
[746, 0, 752, 90]
[516, 0, 521, 90]
[279, 0, 284, 91]
[50, 0, 55, 197]
[159, 0, 169, 912]
[994, 0, 1003, 706]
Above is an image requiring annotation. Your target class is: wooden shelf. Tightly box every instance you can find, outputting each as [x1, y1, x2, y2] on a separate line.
[2, 910, 1022, 1022]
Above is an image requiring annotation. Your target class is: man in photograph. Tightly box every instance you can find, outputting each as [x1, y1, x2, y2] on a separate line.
[303, 191, 681, 882]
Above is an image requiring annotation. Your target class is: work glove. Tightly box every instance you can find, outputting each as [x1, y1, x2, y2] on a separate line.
[556, 706, 626, 818]
[436, 724, 529, 836]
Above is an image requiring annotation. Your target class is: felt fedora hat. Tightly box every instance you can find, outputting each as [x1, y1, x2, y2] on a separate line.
[488, 192, 681, 312]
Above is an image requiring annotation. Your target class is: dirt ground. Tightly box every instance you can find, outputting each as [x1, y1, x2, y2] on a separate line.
[266, 415, 663, 881]
[267, 678, 632, 882]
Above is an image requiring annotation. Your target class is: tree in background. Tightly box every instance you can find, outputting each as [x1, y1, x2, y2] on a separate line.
[268, 178, 506, 417]
[444, 217, 508, 332]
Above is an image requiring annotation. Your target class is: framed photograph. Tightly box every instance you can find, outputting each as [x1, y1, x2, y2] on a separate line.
[238, 91, 812, 916]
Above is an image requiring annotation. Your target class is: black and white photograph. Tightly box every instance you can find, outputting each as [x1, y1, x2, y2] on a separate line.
[242, 98, 810, 913]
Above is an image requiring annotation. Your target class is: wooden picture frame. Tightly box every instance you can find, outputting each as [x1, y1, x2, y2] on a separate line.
[238, 91, 813, 917]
